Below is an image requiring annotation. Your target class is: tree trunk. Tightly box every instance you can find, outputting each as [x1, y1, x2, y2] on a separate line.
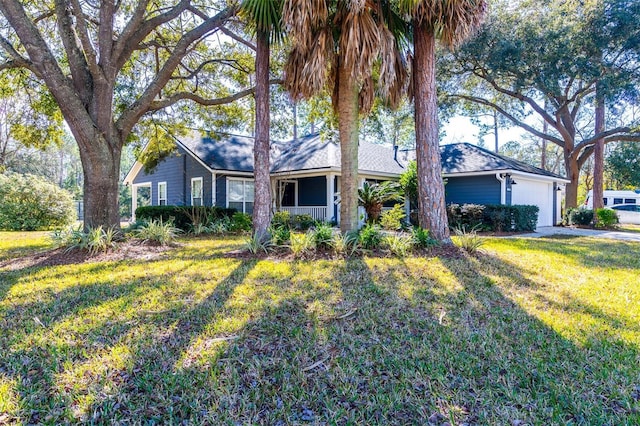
[252, 30, 272, 239]
[78, 136, 122, 231]
[564, 148, 581, 208]
[336, 57, 360, 233]
[592, 85, 605, 213]
[413, 23, 451, 243]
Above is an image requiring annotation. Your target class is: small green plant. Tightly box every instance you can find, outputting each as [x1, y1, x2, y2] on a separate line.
[411, 227, 437, 248]
[289, 232, 315, 258]
[564, 208, 594, 226]
[293, 214, 315, 230]
[358, 224, 383, 250]
[331, 230, 360, 256]
[244, 232, 273, 255]
[595, 208, 618, 228]
[380, 204, 406, 230]
[269, 224, 291, 246]
[52, 225, 119, 254]
[207, 216, 233, 234]
[312, 223, 334, 249]
[134, 219, 180, 245]
[230, 212, 252, 233]
[453, 226, 484, 254]
[272, 211, 291, 229]
[383, 234, 413, 257]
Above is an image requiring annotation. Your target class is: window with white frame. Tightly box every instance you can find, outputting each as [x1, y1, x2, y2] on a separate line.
[191, 177, 203, 206]
[228, 178, 254, 214]
[158, 182, 167, 206]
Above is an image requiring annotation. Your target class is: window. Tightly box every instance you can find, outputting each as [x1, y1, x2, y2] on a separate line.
[613, 198, 623, 204]
[191, 177, 203, 206]
[624, 198, 637, 204]
[228, 178, 254, 214]
[603, 198, 608, 206]
[158, 182, 167, 206]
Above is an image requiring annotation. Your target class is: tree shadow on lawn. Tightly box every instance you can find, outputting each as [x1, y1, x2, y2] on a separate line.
[501, 236, 640, 270]
[2, 251, 639, 425]
[0, 255, 257, 424]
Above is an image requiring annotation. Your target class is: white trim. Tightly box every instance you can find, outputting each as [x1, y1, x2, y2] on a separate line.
[191, 177, 203, 206]
[443, 169, 570, 183]
[326, 173, 335, 222]
[123, 162, 144, 185]
[157, 181, 167, 206]
[212, 172, 217, 206]
[131, 182, 151, 221]
[226, 177, 255, 214]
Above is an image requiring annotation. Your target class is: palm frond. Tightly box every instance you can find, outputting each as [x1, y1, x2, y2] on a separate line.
[240, 0, 285, 43]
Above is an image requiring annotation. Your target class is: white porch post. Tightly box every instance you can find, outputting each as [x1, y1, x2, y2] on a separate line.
[326, 173, 334, 222]
[271, 178, 278, 212]
[211, 172, 216, 206]
[358, 178, 366, 228]
[131, 185, 138, 222]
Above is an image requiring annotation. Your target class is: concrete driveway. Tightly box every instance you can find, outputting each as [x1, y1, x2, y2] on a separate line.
[519, 226, 640, 242]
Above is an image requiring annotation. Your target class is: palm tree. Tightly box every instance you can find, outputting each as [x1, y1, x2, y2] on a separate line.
[358, 181, 403, 223]
[282, 0, 409, 232]
[399, 0, 487, 242]
[241, 0, 283, 240]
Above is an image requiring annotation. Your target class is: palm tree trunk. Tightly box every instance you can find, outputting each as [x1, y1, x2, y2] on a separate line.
[337, 58, 360, 233]
[592, 83, 605, 213]
[253, 29, 272, 239]
[413, 22, 451, 243]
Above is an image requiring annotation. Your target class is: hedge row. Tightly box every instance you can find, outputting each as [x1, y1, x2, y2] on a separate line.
[135, 205, 236, 231]
[447, 203, 539, 232]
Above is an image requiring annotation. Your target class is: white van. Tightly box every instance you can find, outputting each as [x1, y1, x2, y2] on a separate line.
[584, 190, 640, 209]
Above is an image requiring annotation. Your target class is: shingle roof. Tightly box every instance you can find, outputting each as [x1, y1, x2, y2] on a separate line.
[178, 132, 406, 176]
[439, 143, 566, 179]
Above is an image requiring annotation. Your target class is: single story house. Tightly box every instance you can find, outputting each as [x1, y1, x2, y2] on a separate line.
[124, 133, 569, 228]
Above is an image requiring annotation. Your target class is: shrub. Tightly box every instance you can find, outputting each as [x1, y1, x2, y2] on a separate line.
[380, 204, 406, 231]
[244, 233, 273, 255]
[332, 231, 360, 256]
[447, 203, 485, 230]
[358, 224, 383, 250]
[272, 211, 291, 229]
[292, 214, 315, 230]
[52, 225, 119, 254]
[208, 216, 233, 234]
[453, 226, 484, 254]
[311, 223, 334, 250]
[595, 208, 618, 228]
[133, 219, 180, 245]
[289, 232, 315, 258]
[230, 212, 252, 233]
[0, 172, 75, 230]
[383, 234, 413, 257]
[135, 205, 236, 231]
[564, 208, 594, 226]
[269, 224, 291, 246]
[447, 204, 538, 232]
[411, 227, 437, 248]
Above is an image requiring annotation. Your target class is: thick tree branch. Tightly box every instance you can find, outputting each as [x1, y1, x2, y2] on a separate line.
[220, 27, 256, 51]
[453, 94, 565, 146]
[577, 126, 639, 150]
[147, 78, 283, 111]
[116, 6, 237, 137]
[0, 35, 34, 73]
[113, 0, 192, 71]
[69, 0, 103, 81]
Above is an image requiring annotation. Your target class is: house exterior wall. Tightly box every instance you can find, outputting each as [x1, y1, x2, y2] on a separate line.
[444, 175, 501, 205]
[132, 147, 212, 206]
[511, 177, 554, 227]
[215, 175, 227, 208]
[298, 177, 326, 206]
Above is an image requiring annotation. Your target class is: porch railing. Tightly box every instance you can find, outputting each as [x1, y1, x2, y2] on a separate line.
[279, 206, 328, 222]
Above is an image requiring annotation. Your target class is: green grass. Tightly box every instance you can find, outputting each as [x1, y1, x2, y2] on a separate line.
[0, 232, 53, 262]
[0, 232, 639, 425]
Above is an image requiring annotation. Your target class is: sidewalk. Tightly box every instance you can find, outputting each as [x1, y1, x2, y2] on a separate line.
[518, 226, 640, 242]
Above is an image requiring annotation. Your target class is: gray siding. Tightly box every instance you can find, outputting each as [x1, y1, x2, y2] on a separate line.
[215, 175, 227, 208]
[298, 177, 326, 206]
[132, 147, 213, 206]
[445, 175, 501, 205]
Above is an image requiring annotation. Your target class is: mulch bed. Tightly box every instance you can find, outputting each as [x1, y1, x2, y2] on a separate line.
[0, 241, 174, 271]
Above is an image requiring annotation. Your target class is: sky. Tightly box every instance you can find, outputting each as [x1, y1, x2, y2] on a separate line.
[441, 115, 527, 149]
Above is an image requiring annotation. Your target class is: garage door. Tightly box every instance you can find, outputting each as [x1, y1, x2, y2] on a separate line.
[511, 178, 553, 228]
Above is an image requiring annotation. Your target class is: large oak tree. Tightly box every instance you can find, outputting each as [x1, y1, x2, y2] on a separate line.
[0, 0, 258, 230]
[446, 0, 640, 208]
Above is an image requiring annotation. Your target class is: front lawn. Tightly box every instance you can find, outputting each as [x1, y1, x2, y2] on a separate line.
[0, 232, 638, 425]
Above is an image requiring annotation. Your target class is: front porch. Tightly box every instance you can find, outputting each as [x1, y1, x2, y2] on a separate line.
[272, 173, 339, 223]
